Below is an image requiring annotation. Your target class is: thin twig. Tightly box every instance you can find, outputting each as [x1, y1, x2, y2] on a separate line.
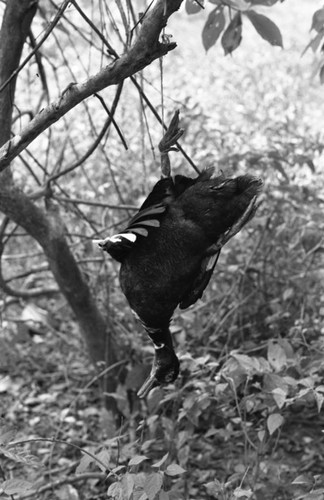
[21, 473, 106, 499]
[52, 196, 137, 210]
[94, 92, 128, 150]
[7, 437, 111, 472]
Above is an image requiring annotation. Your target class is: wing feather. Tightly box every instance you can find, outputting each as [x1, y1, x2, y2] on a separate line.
[179, 249, 221, 309]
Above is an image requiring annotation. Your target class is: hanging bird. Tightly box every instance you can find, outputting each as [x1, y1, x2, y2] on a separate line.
[95, 169, 262, 397]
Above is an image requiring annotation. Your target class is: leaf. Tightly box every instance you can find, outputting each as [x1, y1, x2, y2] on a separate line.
[258, 430, 266, 442]
[144, 473, 163, 500]
[320, 65, 324, 85]
[202, 7, 226, 52]
[267, 341, 287, 372]
[232, 353, 270, 374]
[159, 491, 170, 500]
[292, 474, 314, 485]
[233, 486, 253, 498]
[0, 425, 16, 445]
[311, 8, 324, 32]
[165, 464, 186, 476]
[121, 473, 135, 500]
[263, 373, 290, 394]
[217, 0, 250, 10]
[185, 0, 203, 14]
[0, 447, 39, 466]
[249, 0, 279, 5]
[152, 452, 169, 468]
[272, 388, 287, 409]
[1, 479, 34, 495]
[245, 11, 283, 47]
[76, 452, 94, 474]
[128, 455, 148, 466]
[314, 391, 324, 413]
[272, 159, 289, 182]
[221, 13, 242, 55]
[303, 31, 324, 56]
[110, 465, 127, 475]
[267, 413, 284, 435]
[107, 481, 124, 500]
[282, 288, 294, 301]
[95, 449, 111, 472]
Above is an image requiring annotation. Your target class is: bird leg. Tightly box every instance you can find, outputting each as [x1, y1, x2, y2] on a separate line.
[137, 325, 179, 398]
[158, 110, 184, 178]
[137, 360, 159, 398]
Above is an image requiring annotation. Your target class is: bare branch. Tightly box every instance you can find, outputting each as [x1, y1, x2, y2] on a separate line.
[0, 236, 58, 298]
[0, 0, 183, 172]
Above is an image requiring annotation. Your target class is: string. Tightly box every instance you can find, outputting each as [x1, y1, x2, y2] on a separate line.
[159, 28, 165, 135]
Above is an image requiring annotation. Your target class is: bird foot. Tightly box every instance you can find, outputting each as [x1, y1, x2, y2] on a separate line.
[158, 110, 184, 178]
[137, 373, 158, 398]
[158, 110, 184, 155]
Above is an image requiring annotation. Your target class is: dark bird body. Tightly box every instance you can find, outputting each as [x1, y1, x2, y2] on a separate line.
[96, 169, 262, 396]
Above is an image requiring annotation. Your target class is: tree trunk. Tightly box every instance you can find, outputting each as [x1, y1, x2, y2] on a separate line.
[0, 0, 118, 411]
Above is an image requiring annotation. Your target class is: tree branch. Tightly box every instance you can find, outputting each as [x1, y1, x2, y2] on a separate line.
[0, 0, 183, 171]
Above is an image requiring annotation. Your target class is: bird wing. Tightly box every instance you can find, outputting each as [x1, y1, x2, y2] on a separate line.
[123, 177, 175, 237]
[179, 249, 221, 309]
[97, 177, 176, 261]
[97, 173, 204, 261]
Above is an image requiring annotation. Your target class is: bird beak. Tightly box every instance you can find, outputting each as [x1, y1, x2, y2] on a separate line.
[137, 373, 158, 398]
[92, 238, 115, 248]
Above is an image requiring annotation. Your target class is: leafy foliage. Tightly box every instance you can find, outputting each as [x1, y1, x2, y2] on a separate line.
[1, 1, 324, 499]
[186, 0, 283, 54]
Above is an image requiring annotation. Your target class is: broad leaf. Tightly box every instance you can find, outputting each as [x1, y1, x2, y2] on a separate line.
[267, 413, 284, 435]
[185, 0, 203, 14]
[250, 0, 280, 5]
[128, 455, 148, 466]
[144, 473, 163, 500]
[152, 452, 169, 468]
[272, 388, 287, 409]
[303, 31, 324, 56]
[95, 449, 111, 472]
[1, 479, 34, 496]
[292, 474, 314, 485]
[165, 464, 186, 476]
[320, 65, 324, 85]
[267, 340, 287, 372]
[202, 7, 225, 52]
[311, 8, 324, 32]
[107, 481, 124, 500]
[219, 0, 250, 9]
[159, 491, 170, 500]
[121, 474, 135, 500]
[245, 11, 283, 47]
[221, 13, 242, 55]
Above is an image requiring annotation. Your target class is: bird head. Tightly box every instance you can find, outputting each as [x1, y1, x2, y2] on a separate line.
[177, 172, 262, 238]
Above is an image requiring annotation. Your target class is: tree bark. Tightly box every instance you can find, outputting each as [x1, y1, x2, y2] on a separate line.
[0, 0, 116, 398]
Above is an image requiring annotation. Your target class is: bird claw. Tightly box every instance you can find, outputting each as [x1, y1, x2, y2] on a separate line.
[137, 373, 158, 398]
[158, 110, 184, 155]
